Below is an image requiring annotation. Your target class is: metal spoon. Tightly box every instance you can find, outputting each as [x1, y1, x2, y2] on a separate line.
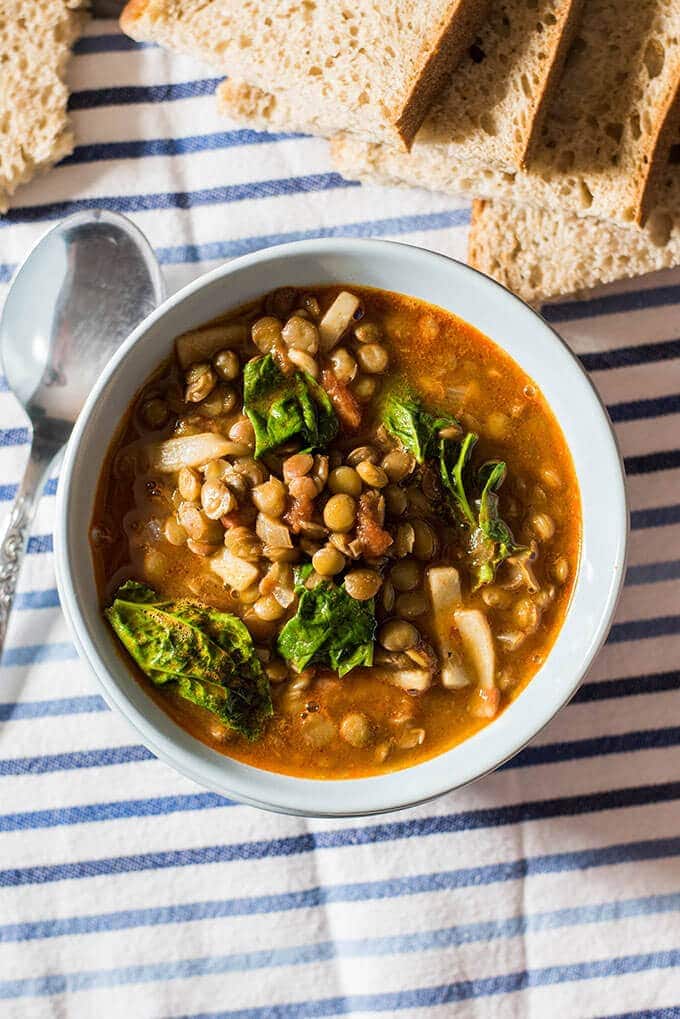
[0, 209, 164, 651]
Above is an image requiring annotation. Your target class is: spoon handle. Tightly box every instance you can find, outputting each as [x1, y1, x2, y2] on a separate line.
[0, 436, 56, 654]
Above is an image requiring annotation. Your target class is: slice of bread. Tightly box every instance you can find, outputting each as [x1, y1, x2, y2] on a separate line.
[217, 0, 584, 172]
[332, 0, 680, 227]
[0, 0, 89, 214]
[120, 0, 488, 150]
[467, 190, 680, 305]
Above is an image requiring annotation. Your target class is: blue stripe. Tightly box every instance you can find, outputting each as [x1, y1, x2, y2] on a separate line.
[0, 745, 154, 777]
[631, 503, 680, 529]
[1, 836, 677, 945]
[627, 560, 680, 585]
[1, 897, 678, 1001]
[599, 1010, 680, 1019]
[0, 792, 229, 833]
[580, 338, 680, 371]
[0, 427, 29, 447]
[624, 449, 680, 475]
[0, 208, 472, 288]
[0, 695, 107, 721]
[503, 726, 680, 769]
[0, 478, 57, 502]
[73, 34, 155, 54]
[545, 285, 680, 322]
[0, 641, 74, 667]
[60, 130, 302, 166]
[575, 670, 679, 703]
[68, 78, 222, 110]
[609, 393, 680, 423]
[0, 725, 675, 832]
[0, 782, 677, 888]
[26, 535, 52, 555]
[177, 949, 680, 1017]
[13, 589, 60, 610]
[23, 538, 52, 554]
[608, 615, 680, 643]
[160, 208, 467, 266]
[136, 208, 473, 262]
[0, 174, 357, 227]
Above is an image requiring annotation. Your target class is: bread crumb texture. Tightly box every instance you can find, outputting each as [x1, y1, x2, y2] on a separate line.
[0, 0, 89, 213]
[121, 0, 486, 146]
[467, 195, 680, 304]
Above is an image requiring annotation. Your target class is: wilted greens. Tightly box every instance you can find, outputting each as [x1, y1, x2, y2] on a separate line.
[243, 354, 338, 458]
[105, 581, 272, 739]
[383, 389, 522, 588]
[473, 461, 523, 586]
[381, 389, 459, 464]
[439, 431, 478, 528]
[277, 570, 376, 677]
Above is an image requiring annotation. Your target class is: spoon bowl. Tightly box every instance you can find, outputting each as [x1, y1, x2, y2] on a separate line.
[0, 209, 164, 648]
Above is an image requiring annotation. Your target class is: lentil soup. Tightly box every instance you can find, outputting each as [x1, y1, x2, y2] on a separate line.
[92, 285, 581, 778]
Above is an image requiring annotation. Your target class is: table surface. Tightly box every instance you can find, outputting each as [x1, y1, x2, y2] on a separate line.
[0, 16, 678, 1019]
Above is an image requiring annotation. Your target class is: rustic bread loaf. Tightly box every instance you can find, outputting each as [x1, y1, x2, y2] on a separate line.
[217, 0, 584, 171]
[121, 0, 488, 149]
[0, 0, 89, 214]
[332, 0, 680, 227]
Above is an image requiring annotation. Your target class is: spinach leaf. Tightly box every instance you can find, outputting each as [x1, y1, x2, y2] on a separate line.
[381, 389, 459, 464]
[473, 461, 524, 588]
[277, 579, 376, 677]
[384, 388, 523, 591]
[302, 372, 338, 447]
[105, 580, 272, 739]
[439, 431, 478, 527]
[243, 354, 338, 457]
[439, 441, 522, 589]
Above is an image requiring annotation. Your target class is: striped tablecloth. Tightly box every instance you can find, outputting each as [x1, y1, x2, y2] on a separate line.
[1, 16, 679, 1019]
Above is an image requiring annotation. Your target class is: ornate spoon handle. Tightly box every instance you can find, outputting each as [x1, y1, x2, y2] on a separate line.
[0, 435, 57, 654]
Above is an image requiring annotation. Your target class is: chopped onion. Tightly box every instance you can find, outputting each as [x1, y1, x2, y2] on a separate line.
[209, 548, 260, 592]
[256, 513, 293, 548]
[175, 324, 246, 369]
[370, 666, 432, 693]
[147, 433, 238, 472]
[318, 291, 361, 351]
[426, 566, 470, 689]
[453, 609, 496, 691]
[273, 584, 295, 609]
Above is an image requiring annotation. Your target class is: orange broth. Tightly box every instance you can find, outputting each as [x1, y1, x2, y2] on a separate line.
[92, 286, 581, 778]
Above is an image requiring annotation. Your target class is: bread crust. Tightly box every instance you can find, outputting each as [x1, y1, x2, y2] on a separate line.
[394, 0, 489, 149]
[519, 0, 584, 169]
[637, 66, 680, 226]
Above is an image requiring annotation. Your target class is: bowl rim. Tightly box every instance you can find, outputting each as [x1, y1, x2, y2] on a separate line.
[55, 237, 629, 817]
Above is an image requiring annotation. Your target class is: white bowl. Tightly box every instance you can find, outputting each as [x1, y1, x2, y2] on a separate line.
[56, 238, 628, 817]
